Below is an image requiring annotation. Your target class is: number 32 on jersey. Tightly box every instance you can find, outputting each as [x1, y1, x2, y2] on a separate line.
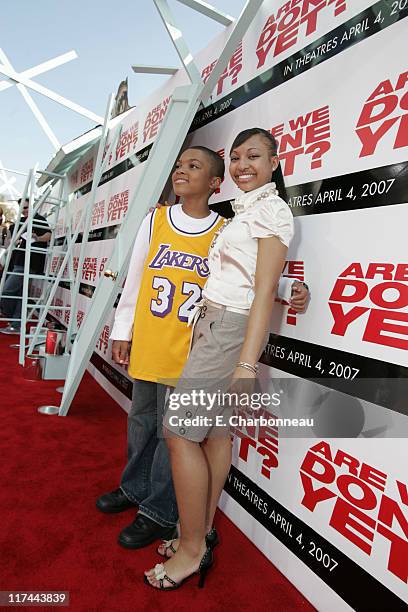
[150, 275, 202, 322]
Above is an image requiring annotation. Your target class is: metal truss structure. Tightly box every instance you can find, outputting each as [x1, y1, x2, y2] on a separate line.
[0, 161, 22, 200]
[0, 165, 71, 363]
[0, 47, 103, 150]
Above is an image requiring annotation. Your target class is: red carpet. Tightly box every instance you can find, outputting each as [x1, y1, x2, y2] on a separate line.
[0, 328, 315, 612]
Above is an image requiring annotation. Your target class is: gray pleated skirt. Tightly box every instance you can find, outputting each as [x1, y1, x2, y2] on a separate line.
[163, 302, 267, 442]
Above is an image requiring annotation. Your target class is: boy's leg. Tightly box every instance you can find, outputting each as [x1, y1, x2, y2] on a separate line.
[120, 379, 159, 504]
[96, 379, 158, 513]
[137, 383, 178, 527]
[118, 383, 178, 548]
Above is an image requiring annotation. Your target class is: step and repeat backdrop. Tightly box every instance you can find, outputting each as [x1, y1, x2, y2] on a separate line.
[47, 1, 407, 609]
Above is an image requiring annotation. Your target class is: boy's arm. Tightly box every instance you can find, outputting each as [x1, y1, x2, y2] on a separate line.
[110, 212, 154, 341]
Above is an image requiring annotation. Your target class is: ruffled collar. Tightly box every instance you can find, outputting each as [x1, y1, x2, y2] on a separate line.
[231, 182, 279, 214]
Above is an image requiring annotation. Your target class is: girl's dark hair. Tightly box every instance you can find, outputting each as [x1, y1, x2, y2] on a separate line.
[230, 127, 287, 201]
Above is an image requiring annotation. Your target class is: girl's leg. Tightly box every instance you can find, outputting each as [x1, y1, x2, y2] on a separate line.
[202, 436, 232, 532]
[156, 435, 232, 557]
[145, 433, 208, 587]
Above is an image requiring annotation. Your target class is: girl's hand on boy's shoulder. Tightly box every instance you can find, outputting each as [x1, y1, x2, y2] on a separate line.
[148, 201, 170, 214]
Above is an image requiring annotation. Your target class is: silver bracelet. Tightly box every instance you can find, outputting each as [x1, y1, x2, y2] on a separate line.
[236, 362, 258, 375]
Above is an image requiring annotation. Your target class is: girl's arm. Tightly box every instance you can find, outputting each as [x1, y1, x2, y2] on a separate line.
[236, 235, 288, 374]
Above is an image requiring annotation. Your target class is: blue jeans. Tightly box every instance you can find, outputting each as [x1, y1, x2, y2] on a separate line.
[120, 379, 178, 527]
[0, 265, 24, 325]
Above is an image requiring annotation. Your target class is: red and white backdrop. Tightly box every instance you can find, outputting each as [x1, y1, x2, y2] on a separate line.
[48, 1, 408, 608]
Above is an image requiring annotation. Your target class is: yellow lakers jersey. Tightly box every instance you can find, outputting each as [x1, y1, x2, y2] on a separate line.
[128, 206, 224, 382]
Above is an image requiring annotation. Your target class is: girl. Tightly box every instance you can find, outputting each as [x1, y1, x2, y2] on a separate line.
[144, 128, 294, 590]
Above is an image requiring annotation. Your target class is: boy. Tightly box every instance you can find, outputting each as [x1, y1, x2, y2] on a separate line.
[97, 146, 308, 549]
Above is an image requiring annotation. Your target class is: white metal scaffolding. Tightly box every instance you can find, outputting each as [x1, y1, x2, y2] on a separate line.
[0, 166, 72, 364]
[27, 94, 123, 360]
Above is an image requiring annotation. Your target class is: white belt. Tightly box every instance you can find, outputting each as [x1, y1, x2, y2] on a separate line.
[187, 298, 249, 328]
[186, 298, 248, 357]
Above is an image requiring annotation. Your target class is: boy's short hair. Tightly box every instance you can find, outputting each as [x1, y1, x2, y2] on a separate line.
[188, 146, 225, 181]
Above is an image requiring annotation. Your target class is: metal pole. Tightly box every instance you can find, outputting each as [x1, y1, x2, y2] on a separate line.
[153, 0, 202, 84]
[0, 167, 30, 177]
[19, 166, 38, 365]
[64, 94, 116, 351]
[27, 177, 68, 356]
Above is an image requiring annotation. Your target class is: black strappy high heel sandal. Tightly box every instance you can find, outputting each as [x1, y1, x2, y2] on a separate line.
[157, 538, 178, 558]
[157, 526, 219, 558]
[144, 548, 213, 591]
[205, 526, 219, 550]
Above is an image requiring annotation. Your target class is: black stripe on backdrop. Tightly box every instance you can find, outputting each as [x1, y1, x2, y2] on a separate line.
[210, 161, 408, 218]
[224, 465, 407, 612]
[87, 224, 120, 242]
[60, 161, 408, 243]
[73, 0, 407, 199]
[78, 283, 95, 299]
[48, 280, 98, 296]
[77, 145, 152, 197]
[90, 352, 133, 400]
[57, 281, 110, 298]
[286, 162, 408, 217]
[191, 0, 408, 131]
[75, 281, 120, 304]
[260, 333, 408, 414]
[54, 224, 120, 246]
